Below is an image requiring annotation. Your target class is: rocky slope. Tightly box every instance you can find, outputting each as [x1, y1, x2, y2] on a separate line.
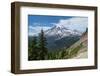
[63, 30, 88, 59]
[45, 29, 88, 59]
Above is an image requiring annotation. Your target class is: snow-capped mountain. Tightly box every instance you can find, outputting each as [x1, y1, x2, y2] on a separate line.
[43, 24, 82, 51]
[45, 24, 82, 40]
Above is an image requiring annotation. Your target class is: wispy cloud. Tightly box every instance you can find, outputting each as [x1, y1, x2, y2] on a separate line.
[28, 26, 51, 36]
[54, 17, 88, 32]
[32, 22, 53, 27]
[28, 17, 88, 36]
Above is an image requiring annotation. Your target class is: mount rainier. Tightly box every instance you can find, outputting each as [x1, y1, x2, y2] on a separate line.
[44, 24, 82, 51]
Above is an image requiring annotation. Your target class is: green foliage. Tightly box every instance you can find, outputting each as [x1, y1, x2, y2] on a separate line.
[28, 37, 40, 60]
[68, 43, 83, 58]
[38, 29, 48, 60]
[28, 29, 48, 60]
[50, 43, 83, 59]
[28, 29, 83, 60]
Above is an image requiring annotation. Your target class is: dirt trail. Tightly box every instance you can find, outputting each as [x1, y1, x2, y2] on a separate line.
[73, 51, 88, 59]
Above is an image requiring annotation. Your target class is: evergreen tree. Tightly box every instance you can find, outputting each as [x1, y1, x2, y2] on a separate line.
[38, 29, 48, 60]
[86, 27, 88, 33]
[28, 37, 38, 60]
[82, 27, 88, 36]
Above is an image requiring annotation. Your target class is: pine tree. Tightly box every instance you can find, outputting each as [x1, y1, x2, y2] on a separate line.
[38, 29, 48, 60]
[86, 28, 88, 33]
[82, 27, 88, 36]
[29, 37, 38, 60]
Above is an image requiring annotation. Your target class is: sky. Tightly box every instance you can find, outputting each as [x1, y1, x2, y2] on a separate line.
[28, 15, 88, 36]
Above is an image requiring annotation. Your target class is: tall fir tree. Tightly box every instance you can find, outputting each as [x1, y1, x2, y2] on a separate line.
[86, 27, 88, 33]
[38, 29, 48, 60]
[28, 37, 39, 60]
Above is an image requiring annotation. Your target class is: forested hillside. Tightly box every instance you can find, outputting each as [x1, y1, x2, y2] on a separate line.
[45, 31, 88, 59]
[28, 28, 88, 60]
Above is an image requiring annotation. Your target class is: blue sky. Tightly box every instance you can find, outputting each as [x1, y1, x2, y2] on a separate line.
[28, 15, 72, 27]
[28, 15, 88, 36]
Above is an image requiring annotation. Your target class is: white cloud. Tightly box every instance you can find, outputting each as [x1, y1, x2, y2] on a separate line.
[32, 22, 53, 27]
[55, 17, 88, 32]
[29, 17, 88, 36]
[28, 26, 51, 36]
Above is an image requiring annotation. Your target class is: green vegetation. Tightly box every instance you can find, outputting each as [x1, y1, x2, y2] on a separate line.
[68, 43, 83, 58]
[28, 30, 84, 60]
[28, 29, 48, 60]
[46, 43, 83, 60]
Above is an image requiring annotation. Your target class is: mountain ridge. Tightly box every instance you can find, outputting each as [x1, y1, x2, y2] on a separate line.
[45, 24, 82, 40]
[44, 24, 82, 51]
